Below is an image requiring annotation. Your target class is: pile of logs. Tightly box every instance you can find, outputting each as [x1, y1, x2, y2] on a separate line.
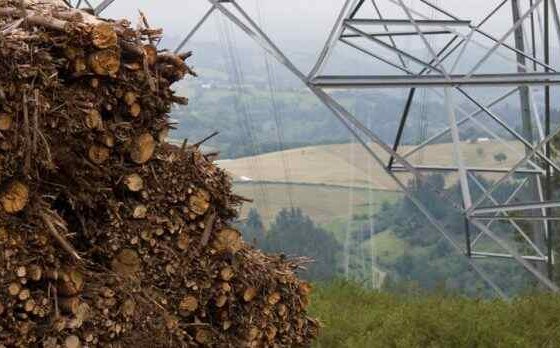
[0, 1, 319, 347]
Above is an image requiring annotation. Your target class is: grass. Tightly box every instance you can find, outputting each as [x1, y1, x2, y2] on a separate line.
[362, 230, 408, 264]
[232, 182, 400, 226]
[309, 281, 560, 348]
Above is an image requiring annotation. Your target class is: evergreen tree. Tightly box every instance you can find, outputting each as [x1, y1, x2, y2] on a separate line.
[241, 208, 266, 247]
[263, 208, 341, 281]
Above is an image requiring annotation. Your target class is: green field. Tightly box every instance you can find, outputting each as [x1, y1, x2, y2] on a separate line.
[310, 281, 560, 348]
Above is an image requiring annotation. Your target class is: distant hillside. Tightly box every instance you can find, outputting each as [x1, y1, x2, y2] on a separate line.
[217, 140, 527, 191]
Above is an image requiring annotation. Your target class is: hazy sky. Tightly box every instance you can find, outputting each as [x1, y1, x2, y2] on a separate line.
[97, 0, 553, 77]
[102, 0, 521, 46]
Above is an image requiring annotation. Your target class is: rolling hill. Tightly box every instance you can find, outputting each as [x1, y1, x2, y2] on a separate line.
[218, 140, 528, 191]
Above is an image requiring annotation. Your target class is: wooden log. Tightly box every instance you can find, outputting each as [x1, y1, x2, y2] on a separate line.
[16, 266, 27, 278]
[177, 233, 190, 251]
[265, 326, 278, 341]
[8, 282, 21, 297]
[88, 145, 110, 164]
[116, 249, 141, 267]
[130, 133, 155, 164]
[111, 249, 141, 277]
[1, 181, 29, 214]
[220, 267, 234, 281]
[24, 298, 36, 313]
[121, 299, 136, 317]
[277, 304, 287, 317]
[132, 204, 147, 219]
[92, 22, 118, 49]
[212, 228, 242, 254]
[215, 295, 227, 308]
[74, 57, 87, 74]
[195, 329, 211, 345]
[60, 297, 81, 315]
[267, 292, 281, 306]
[188, 189, 210, 216]
[123, 173, 144, 192]
[64, 335, 81, 348]
[0, 113, 12, 130]
[28, 265, 42, 282]
[0, 226, 7, 244]
[98, 133, 115, 148]
[58, 269, 84, 297]
[129, 103, 141, 118]
[18, 288, 30, 301]
[85, 110, 103, 130]
[179, 295, 198, 313]
[243, 287, 257, 302]
[124, 92, 137, 106]
[88, 49, 120, 76]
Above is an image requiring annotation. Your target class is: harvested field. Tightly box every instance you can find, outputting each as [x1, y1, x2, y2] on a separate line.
[233, 182, 400, 226]
[219, 141, 526, 190]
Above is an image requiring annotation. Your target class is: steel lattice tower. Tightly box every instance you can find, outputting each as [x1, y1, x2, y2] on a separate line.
[89, 0, 560, 297]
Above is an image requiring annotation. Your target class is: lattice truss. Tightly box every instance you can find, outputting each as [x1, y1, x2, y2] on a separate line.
[64, 0, 113, 15]
[95, 0, 560, 296]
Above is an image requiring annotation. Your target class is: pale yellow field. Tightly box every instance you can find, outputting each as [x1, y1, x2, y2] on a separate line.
[233, 182, 400, 226]
[218, 141, 528, 191]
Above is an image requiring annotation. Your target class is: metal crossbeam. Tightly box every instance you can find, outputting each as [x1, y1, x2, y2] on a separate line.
[390, 165, 542, 175]
[341, 30, 451, 37]
[472, 201, 560, 216]
[311, 73, 560, 88]
[344, 18, 471, 26]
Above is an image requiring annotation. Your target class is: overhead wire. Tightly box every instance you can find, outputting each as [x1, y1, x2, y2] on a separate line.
[255, 1, 295, 210]
[215, 14, 272, 221]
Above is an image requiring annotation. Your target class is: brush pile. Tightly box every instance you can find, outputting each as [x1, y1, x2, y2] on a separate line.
[0, 1, 318, 347]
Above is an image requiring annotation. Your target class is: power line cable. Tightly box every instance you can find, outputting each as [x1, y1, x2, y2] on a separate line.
[255, 1, 295, 210]
[216, 16, 271, 220]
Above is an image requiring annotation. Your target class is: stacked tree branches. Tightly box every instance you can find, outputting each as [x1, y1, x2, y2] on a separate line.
[0, 1, 319, 347]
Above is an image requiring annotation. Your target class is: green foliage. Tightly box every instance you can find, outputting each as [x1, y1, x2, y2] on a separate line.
[262, 208, 341, 281]
[310, 280, 560, 348]
[494, 152, 508, 163]
[370, 174, 533, 295]
[240, 208, 265, 246]
[476, 147, 485, 158]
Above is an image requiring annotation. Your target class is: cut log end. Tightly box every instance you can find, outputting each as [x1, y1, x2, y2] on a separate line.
[179, 295, 198, 313]
[130, 133, 155, 164]
[88, 49, 121, 76]
[60, 297, 81, 315]
[58, 269, 85, 297]
[0, 113, 12, 130]
[220, 267, 234, 281]
[188, 189, 210, 216]
[92, 22, 118, 49]
[195, 329, 212, 345]
[212, 228, 242, 254]
[123, 173, 144, 192]
[64, 335, 81, 348]
[88, 145, 111, 165]
[243, 287, 257, 302]
[132, 204, 147, 219]
[129, 103, 141, 118]
[85, 110, 103, 130]
[1, 181, 30, 214]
